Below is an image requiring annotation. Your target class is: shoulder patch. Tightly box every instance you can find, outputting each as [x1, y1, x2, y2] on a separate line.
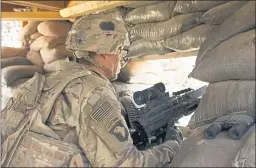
[90, 101, 114, 124]
[106, 117, 128, 142]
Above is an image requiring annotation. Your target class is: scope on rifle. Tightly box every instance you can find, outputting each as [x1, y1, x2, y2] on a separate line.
[133, 82, 165, 105]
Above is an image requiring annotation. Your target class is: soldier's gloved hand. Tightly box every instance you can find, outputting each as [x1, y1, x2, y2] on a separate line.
[164, 126, 183, 145]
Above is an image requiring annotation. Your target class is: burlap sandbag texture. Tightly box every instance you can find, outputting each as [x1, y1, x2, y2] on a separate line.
[190, 29, 255, 83]
[28, 32, 42, 45]
[19, 21, 41, 40]
[127, 39, 171, 58]
[163, 24, 217, 52]
[174, 1, 228, 13]
[40, 45, 73, 64]
[124, 1, 176, 24]
[130, 12, 203, 41]
[189, 80, 255, 128]
[26, 50, 44, 68]
[1, 57, 32, 69]
[37, 20, 72, 37]
[1, 65, 43, 86]
[30, 36, 66, 51]
[198, 1, 247, 25]
[196, 1, 255, 64]
[123, 1, 163, 9]
[1, 47, 29, 59]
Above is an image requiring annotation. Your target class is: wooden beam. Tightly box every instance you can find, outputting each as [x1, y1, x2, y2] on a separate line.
[1, 3, 24, 12]
[2, 1, 65, 11]
[131, 51, 198, 61]
[60, 1, 131, 18]
[1, 12, 74, 21]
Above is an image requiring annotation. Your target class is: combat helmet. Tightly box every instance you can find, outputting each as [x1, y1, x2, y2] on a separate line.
[65, 15, 129, 59]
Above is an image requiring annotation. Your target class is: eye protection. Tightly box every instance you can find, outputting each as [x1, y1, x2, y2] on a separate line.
[120, 50, 130, 68]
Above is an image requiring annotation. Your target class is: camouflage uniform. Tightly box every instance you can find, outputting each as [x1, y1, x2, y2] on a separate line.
[1, 15, 180, 167]
[46, 61, 179, 167]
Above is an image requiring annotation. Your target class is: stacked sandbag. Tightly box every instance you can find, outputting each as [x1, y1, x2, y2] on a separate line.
[1, 46, 29, 59]
[124, 1, 176, 24]
[173, 1, 228, 14]
[0, 56, 43, 110]
[123, 1, 163, 9]
[188, 80, 255, 128]
[124, 1, 206, 58]
[197, 1, 248, 25]
[124, 1, 176, 57]
[28, 20, 73, 67]
[1, 45, 44, 86]
[127, 39, 172, 58]
[163, 24, 217, 52]
[123, 1, 251, 58]
[130, 12, 203, 41]
[187, 1, 255, 129]
[195, 1, 255, 64]
[19, 21, 42, 46]
[190, 29, 255, 82]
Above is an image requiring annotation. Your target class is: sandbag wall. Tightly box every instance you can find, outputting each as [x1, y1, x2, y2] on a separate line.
[124, 1, 248, 58]
[1, 20, 72, 110]
[188, 1, 255, 128]
[25, 20, 73, 67]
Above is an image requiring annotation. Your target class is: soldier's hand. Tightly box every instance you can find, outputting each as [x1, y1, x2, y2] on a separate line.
[164, 126, 183, 145]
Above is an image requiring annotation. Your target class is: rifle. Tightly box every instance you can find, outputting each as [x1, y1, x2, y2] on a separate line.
[120, 82, 207, 150]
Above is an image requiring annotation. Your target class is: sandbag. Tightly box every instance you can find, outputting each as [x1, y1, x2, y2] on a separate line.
[174, 1, 228, 13]
[37, 21, 72, 37]
[198, 1, 247, 25]
[92, 7, 128, 24]
[190, 29, 255, 82]
[124, 1, 176, 24]
[1, 65, 43, 86]
[1, 57, 32, 69]
[28, 32, 43, 44]
[19, 21, 41, 40]
[26, 50, 44, 68]
[129, 34, 142, 42]
[30, 36, 66, 51]
[163, 24, 217, 52]
[30, 32, 42, 40]
[43, 58, 69, 72]
[40, 45, 73, 64]
[123, 1, 163, 8]
[130, 12, 203, 41]
[232, 129, 255, 167]
[188, 80, 255, 128]
[127, 39, 171, 58]
[1, 47, 29, 58]
[196, 1, 256, 64]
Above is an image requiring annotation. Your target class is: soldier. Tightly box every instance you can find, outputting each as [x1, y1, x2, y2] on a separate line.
[1, 16, 181, 167]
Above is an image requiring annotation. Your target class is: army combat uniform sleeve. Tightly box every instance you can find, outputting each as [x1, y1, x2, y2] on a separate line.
[78, 86, 180, 167]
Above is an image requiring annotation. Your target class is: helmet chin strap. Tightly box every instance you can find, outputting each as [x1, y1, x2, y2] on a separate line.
[83, 54, 120, 81]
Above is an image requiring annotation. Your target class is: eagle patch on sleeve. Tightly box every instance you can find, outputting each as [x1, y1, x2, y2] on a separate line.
[106, 117, 128, 142]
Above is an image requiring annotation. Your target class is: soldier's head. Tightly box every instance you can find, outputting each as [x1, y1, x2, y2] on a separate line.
[66, 15, 129, 81]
